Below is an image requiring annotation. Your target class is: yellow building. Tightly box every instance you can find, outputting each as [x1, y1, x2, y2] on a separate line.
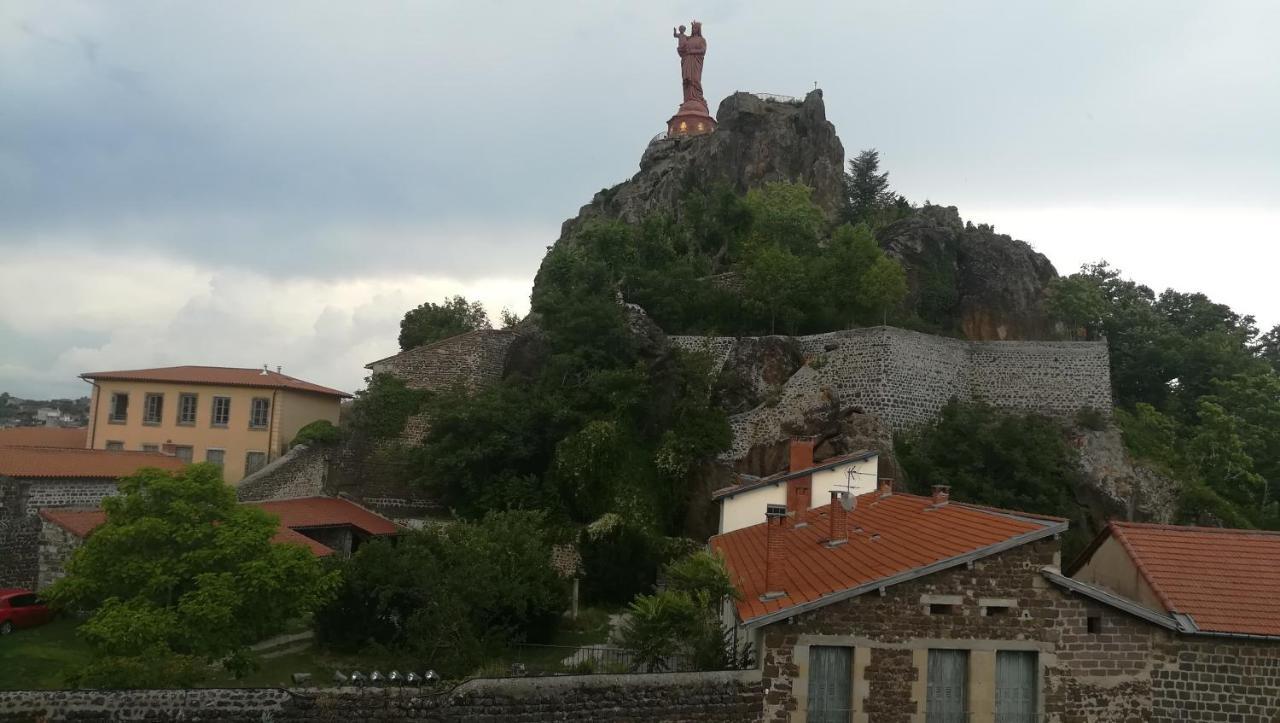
[81, 366, 349, 483]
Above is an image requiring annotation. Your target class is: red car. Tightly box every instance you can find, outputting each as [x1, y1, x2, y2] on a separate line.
[0, 589, 53, 634]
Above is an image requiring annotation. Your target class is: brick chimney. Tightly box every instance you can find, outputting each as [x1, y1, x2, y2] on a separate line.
[932, 484, 951, 506]
[762, 504, 789, 599]
[827, 491, 849, 545]
[877, 478, 894, 497]
[786, 438, 816, 513]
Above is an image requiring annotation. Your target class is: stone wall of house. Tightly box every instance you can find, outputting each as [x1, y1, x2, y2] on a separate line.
[0, 670, 763, 722]
[235, 445, 329, 502]
[36, 517, 83, 589]
[672, 327, 1112, 460]
[17, 478, 118, 514]
[0, 515, 39, 589]
[755, 534, 1280, 722]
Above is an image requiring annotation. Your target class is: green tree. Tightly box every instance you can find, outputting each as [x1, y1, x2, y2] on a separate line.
[290, 419, 341, 448]
[740, 243, 805, 334]
[1256, 324, 1280, 373]
[842, 149, 908, 227]
[347, 373, 428, 441]
[399, 295, 491, 350]
[45, 464, 338, 687]
[315, 510, 566, 677]
[857, 254, 909, 325]
[744, 182, 824, 255]
[619, 550, 740, 672]
[1046, 275, 1109, 340]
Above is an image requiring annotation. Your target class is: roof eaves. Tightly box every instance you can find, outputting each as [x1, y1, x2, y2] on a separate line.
[1109, 523, 1179, 615]
[712, 450, 878, 501]
[1040, 567, 1182, 631]
[741, 519, 1067, 629]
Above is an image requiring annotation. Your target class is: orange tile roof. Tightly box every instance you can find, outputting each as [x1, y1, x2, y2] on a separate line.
[0, 427, 87, 449]
[711, 492, 1064, 626]
[38, 496, 399, 557]
[0, 446, 185, 478]
[1103, 522, 1280, 637]
[81, 366, 351, 398]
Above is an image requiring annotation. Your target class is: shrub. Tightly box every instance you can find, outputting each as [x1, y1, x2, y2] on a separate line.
[291, 419, 341, 448]
[578, 515, 664, 606]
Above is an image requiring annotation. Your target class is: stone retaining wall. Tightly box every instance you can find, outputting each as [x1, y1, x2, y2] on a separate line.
[0, 670, 763, 722]
[0, 515, 39, 589]
[673, 327, 1112, 459]
[235, 445, 329, 502]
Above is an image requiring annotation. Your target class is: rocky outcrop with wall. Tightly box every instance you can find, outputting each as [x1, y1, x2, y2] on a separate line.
[0, 670, 763, 722]
[235, 445, 329, 502]
[673, 326, 1112, 461]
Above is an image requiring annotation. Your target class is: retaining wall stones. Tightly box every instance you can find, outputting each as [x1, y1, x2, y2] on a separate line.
[0, 515, 39, 589]
[235, 445, 329, 502]
[0, 670, 764, 722]
[672, 327, 1112, 459]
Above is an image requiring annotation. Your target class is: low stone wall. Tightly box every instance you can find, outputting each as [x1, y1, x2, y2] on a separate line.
[21, 479, 118, 514]
[36, 516, 82, 589]
[235, 445, 329, 502]
[0, 670, 763, 722]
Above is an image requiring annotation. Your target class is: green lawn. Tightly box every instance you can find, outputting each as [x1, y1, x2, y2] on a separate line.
[0, 607, 623, 690]
[0, 617, 88, 690]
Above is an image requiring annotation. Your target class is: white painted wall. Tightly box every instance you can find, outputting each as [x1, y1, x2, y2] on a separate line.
[718, 455, 878, 534]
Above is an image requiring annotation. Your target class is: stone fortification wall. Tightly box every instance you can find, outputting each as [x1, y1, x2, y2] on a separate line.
[235, 445, 329, 502]
[0, 515, 39, 589]
[1, 476, 117, 588]
[0, 670, 763, 722]
[15, 478, 117, 515]
[673, 327, 1111, 460]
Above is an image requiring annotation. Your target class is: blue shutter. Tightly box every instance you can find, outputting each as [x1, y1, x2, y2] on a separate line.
[807, 646, 852, 723]
[927, 649, 969, 723]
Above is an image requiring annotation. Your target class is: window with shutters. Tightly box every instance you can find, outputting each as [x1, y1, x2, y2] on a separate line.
[245, 451, 267, 476]
[143, 393, 164, 425]
[995, 651, 1038, 723]
[250, 397, 270, 429]
[108, 392, 128, 423]
[806, 646, 852, 723]
[926, 649, 969, 723]
[211, 396, 231, 427]
[177, 393, 198, 425]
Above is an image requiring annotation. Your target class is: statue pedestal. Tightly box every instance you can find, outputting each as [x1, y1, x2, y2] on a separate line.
[667, 99, 716, 136]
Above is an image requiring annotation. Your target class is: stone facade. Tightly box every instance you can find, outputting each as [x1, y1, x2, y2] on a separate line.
[753, 537, 1280, 722]
[36, 515, 82, 589]
[235, 444, 329, 502]
[0, 515, 39, 589]
[673, 327, 1112, 460]
[0, 669, 763, 722]
[0, 475, 117, 588]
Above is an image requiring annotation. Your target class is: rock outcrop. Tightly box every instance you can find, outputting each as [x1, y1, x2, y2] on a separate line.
[878, 205, 1060, 340]
[557, 90, 846, 241]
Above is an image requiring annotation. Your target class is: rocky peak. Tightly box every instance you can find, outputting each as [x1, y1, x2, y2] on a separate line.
[559, 89, 845, 240]
[878, 205, 1060, 340]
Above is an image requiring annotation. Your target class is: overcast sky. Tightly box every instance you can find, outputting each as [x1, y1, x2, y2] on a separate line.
[2, 1, 1277, 400]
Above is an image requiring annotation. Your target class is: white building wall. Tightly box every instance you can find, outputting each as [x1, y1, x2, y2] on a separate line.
[718, 456, 878, 534]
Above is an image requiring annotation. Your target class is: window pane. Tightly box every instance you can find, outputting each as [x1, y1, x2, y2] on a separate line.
[927, 649, 968, 723]
[105, 441, 124, 451]
[174, 446, 193, 464]
[250, 398, 269, 428]
[807, 646, 852, 723]
[142, 444, 159, 452]
[995, 651, 1038, 723]
[212, 397, 230, 426]
[144, 394, 163, 423]
[109, 393, 128, 421]
[206, 449, 225, 466]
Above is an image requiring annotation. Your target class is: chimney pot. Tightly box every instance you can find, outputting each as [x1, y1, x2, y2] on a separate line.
[932, 484, 951, 506]
[827, 491, 849, 545]
[763, 505, 789, 599]
[877, 478, 894, 496]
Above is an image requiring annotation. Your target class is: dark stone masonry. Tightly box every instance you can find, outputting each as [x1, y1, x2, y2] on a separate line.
[672, 326, 1112, 460]
[0, 670, 763, 722]
[235, 444, 330, 502]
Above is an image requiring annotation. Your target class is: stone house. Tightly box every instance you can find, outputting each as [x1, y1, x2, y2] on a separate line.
[0, 445, 185, 588]
[711, 487, 1280, 722]
[37, 495, 400, 589]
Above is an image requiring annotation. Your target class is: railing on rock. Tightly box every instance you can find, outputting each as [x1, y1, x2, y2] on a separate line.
[750, 91, 802, 104]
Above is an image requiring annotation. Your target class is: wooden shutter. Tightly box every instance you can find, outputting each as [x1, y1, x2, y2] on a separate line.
[926, 649, 968, 723]
[807, 645, 852, 723]
[996, 651, 1038, 722]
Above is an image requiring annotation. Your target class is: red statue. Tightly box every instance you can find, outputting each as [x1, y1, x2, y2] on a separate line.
[667, 21, 716, 136]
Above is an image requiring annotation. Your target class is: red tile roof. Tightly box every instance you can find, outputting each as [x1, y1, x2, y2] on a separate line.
[255, 497, 400, 536]
[80, 366, 351, 398]
[1102, 522, 1280, 637]
[0, 446, 185, 478]
[0, 427, 87, 449]
[711, 491, 1064, 626]
[38, 496, 399, 557]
